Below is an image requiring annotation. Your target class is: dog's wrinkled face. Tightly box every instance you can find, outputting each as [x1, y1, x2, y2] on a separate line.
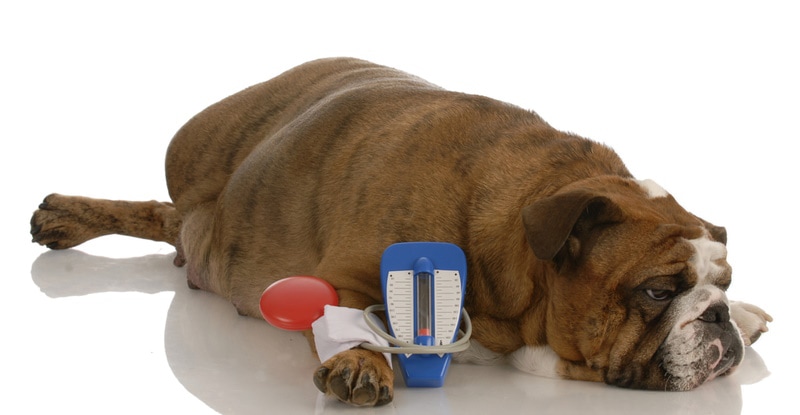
[522, 177, 743, 390]
[613, 232, 744, 391]
[656, 257, 744, 390]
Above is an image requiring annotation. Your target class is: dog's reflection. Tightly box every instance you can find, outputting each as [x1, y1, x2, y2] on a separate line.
[31, 249, 769, 415]
[31, 249, 320, 413]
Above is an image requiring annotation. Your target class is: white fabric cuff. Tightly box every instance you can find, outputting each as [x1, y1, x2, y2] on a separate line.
[311, 305, 392, 368]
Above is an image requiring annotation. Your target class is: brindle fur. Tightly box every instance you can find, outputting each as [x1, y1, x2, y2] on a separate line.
[30, 58, 766, 406]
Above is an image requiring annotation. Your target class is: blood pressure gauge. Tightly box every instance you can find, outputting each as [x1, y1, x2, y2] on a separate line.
[380, 242, 468, 387]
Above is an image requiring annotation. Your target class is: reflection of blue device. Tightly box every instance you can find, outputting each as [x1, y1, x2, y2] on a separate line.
[380, 242, 468, 387]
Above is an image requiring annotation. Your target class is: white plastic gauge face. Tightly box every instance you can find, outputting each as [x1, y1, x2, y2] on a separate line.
[432, 270, 462, 346]
[386, 270, 415, 343]
[385, 270, 463, 346]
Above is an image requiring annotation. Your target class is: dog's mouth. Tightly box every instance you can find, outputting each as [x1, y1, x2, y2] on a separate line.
[708, 339, 740, 379]
[656, 327, 744, 391]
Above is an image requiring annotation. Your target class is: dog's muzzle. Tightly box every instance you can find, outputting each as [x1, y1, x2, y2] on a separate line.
[657, 301, 745, 391]
[700, 303, 743, 377]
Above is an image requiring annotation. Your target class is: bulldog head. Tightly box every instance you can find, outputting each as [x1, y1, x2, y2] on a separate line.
[521, 176, 744, 390]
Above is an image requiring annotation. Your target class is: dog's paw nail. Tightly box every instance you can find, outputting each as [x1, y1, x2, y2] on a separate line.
[351, 373, 377, 405]
[329, 371, 351, 401]
[313, 367, 330, 392]
[377, 385, 393, 406]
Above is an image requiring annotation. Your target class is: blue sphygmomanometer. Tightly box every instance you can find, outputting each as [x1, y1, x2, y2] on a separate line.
[362, 242, 472, 387]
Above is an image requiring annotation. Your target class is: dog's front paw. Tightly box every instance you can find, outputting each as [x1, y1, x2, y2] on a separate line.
[313, 348, 393, 406]
[730, 301, 773, 346]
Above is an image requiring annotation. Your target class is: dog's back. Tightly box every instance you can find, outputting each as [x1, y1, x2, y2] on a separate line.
[166, 58, 439, 212]
[163, 58, 629, 318]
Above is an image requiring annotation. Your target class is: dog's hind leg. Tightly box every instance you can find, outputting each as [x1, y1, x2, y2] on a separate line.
[174, 202, 221, 293]
[30, 193, 181, 251]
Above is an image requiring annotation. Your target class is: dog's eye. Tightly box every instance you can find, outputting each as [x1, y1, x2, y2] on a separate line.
[645, 289, 674, 301]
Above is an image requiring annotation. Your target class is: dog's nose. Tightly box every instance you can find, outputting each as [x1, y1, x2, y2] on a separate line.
[698, 302, 730, 324]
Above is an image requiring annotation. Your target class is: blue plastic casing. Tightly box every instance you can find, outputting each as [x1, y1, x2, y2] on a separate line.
[380, 242, 468, 387]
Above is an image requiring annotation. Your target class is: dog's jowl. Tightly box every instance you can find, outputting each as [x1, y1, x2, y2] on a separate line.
[31, 58, 771, 406]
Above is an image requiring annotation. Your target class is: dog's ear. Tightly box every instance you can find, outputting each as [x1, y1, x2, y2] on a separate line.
[521, 191, 624, 262]
[697, 217, 728, 245]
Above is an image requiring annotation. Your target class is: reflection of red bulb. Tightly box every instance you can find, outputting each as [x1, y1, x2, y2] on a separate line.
[259, 276, 339, 331]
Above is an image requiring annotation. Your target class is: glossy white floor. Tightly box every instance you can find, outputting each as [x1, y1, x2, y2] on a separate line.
[4, 2, 798, 414]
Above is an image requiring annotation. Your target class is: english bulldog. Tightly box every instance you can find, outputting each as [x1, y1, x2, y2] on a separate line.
[30, 57, 771, 406]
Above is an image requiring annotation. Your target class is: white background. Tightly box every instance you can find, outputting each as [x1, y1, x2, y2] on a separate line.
[2, 1, 798, 413]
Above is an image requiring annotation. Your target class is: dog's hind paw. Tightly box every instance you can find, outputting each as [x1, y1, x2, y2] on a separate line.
[30, 194, 102, 249]
[313, 348, 393, 406]
[730, 301, 772, 346]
